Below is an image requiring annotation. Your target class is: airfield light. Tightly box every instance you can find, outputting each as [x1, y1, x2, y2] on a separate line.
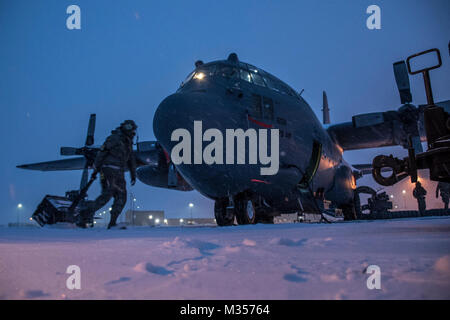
[149, 215, 153, 220]
[189, 203, 194, 222]
[133, 198, 137, 202]
[164, 219, 168, 224]
[390, 195, 394, 198]
[109, 207, 112, 211]
[193, 72, 205, 80]
[29, 218, 33, 221]
[17, 203, 23, 209]
[402, 190, 406, 194]
[155, 219, 160, 224]
[180, 218, 184, 223]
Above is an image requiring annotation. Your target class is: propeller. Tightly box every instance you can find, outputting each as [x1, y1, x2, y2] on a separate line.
[80, 114, 96, 190]
[60, 114, 97, 192]
[393, 60, 423, 153]
[393, 61, 412, 104]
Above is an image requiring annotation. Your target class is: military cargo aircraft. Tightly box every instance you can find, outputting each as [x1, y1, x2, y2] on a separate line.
[18, 50, 449, 226]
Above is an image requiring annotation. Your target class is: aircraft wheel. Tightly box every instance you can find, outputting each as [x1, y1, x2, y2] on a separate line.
[256, 215, 274, 224]
[214, 198, 234, 226]
[235, 194, 257, 225]
[342, 204, 357, 221]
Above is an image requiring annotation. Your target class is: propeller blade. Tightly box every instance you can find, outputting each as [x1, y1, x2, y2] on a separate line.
[410, 135, 423, 153]
[85, 114, 96, 146]
[80, 167, 88, 190]
[322, 91, 330, 125]
[17, 157, 86, 171]
[393, 61, 413, 104]
[60, 147, 79, 156]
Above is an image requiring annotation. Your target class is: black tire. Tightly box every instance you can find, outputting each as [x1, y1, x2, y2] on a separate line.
[256, 215, 274, 224]
[342, 204, 357, 221]
[214, 198, 234, 226]
[234, 194, 257, 225]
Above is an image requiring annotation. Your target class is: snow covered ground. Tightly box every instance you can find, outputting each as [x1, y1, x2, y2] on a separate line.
[1, 217, 449, 300]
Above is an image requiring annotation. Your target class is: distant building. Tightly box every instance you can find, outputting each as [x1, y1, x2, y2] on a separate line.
[125, 210, 164, 226]
[166, 218, 216, 226]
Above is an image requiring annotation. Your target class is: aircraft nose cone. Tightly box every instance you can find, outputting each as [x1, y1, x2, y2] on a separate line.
[153, 92, 225, 148]
[153, 93, 188, 144]
[153, 92, 250, 198]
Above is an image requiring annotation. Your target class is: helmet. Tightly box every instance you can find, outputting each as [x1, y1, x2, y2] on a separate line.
[119, 120, 137, 138]
[120, 120, 138, 132]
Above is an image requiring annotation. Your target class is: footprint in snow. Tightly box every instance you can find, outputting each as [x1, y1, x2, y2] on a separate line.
[105, 277, 132, 285]
[272, 238, 308, 247]
[186, 239, 221, 256]
[283, 265, 309, 283]
[283, 274, 308, 283]
[133, 262, 173, 276]
[23, 290, 50, 299]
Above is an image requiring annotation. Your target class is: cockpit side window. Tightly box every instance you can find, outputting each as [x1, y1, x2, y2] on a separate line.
[181, 71, 195, 86]
[205, 64, 216, 76]
[264, 74, 296, 97]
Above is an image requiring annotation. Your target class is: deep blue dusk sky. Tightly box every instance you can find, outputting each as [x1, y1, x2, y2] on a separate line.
[1, 0, 449, 224]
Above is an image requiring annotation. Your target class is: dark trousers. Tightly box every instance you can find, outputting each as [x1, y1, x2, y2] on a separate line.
[417, 197, 426, 215]
[89, 167, 127, 226]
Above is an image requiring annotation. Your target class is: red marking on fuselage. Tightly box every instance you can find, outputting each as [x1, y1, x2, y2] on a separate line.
[251, 179, 271, 184]
[247, 115, 273, 129]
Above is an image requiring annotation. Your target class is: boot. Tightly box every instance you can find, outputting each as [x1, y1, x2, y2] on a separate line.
[107, 213, 119, 229]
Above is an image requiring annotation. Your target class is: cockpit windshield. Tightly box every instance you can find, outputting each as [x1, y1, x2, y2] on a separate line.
[181, 61, 298, 98]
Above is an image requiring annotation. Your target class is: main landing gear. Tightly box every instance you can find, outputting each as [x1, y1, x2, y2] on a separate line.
[214, 192, 274, 226]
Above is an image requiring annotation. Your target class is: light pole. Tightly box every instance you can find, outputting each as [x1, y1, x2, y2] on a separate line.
[189, 203, 194, 223]
[129, 193, 136, 226]
[17, 203, 23, 226]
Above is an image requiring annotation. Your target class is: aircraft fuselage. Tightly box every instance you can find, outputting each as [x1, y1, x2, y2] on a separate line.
[152, 56, 355, 214]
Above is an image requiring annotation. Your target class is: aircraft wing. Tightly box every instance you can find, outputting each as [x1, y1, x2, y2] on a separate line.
[17, 157, 86, 171]
[352, 164, 394, 177]
[327, 99, 449, 152]
[352, 164, 374, 175]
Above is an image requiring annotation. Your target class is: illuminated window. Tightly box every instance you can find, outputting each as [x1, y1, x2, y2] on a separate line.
[240, 69, 252, 83]
[250, 72, 266, 87]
